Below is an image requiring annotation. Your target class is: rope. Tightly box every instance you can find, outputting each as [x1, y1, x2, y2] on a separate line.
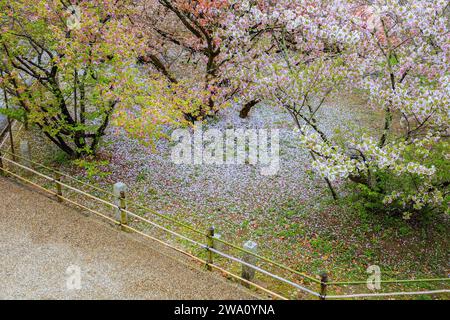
[125, 208, 207, 249]
[2, 150, 116, 197]
[213, 236, 320, 284]
[326, 289, 450, 299]
[209, 247, 321, 298]
[123, 208, 321, 297]
[2, 150, 205, 236]
[0, 167, 120, 226]
[0, 150, 321, 283]
[328, 277, 450, 286]
[126, 200, 206, 236]
[126, 206, 322, 297]
[0, 160, 290, 300]
[1, 155, 319, 297]
[121, 224, 287, 300]
[0, 121, 19, 149]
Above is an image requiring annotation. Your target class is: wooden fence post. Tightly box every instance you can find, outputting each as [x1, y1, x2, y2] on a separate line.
[320, 272, 328, 300]
[0, 150, 4, 176]
[23, 114, 29, 131]
[55, 172, 63, 202]
[7, 118, 16, 162]
[206, 226, 215, 271]
[119, 191, 128, 232]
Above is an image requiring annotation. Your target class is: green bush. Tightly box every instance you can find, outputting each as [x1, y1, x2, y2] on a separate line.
[347, 140, 449, 221]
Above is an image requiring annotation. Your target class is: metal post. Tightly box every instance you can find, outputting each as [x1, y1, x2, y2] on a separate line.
[119, 191, 128, 231]
[55, 172, 63, 202]
[320, 272, 328, 300]
[206, 226, 215, 271]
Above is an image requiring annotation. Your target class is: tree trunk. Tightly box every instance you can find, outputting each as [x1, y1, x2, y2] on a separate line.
[240, 99, 260, 118]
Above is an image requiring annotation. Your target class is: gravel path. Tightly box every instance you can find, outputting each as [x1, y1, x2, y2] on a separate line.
[0, 177, 257, 300]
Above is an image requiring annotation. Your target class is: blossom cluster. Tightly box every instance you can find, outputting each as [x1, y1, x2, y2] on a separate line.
[223, 0, 449, 213]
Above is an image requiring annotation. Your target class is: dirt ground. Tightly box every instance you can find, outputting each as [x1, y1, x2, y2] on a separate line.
[0, 177, 257, 300]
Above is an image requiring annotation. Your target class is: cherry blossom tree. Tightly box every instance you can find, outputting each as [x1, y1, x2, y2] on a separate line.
[226, 0, 449, 215]
[222, 0, 358, 198]
[2, 0, 448, 217]
[131, 0, 264, 120]
[0, 0, 187, 157]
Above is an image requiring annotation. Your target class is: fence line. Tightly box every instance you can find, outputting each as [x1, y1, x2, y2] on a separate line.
[1, 149, 117, 197]
[119, 223, 289, 300]
[326, 289, 450, 299]
[0, 154, 306, 299]
[212, 236, 320, 283]
[1, 150, 207, 237]
[3, 149, 448, 289]
[0, 149, 320, 284]
[0, 166, 121, 227]
[0, 143, 449, 300]
[0, 121, 20, 149]
[328, 277, 450, 286]
[208, 247, 321, 297]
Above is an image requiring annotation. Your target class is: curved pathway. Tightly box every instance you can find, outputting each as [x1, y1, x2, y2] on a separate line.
[0, 177, 256, 299]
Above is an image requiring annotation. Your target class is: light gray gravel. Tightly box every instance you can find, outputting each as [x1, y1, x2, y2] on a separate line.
[0, 177, 257, 300]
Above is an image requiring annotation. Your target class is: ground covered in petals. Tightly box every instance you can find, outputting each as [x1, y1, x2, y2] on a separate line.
[17, 94, 449, 298]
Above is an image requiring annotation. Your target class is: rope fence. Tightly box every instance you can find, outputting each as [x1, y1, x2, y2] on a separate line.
[0, 136, 449, 300]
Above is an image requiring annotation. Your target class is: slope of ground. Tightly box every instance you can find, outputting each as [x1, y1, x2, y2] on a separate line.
[7, 94, 449, 298]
